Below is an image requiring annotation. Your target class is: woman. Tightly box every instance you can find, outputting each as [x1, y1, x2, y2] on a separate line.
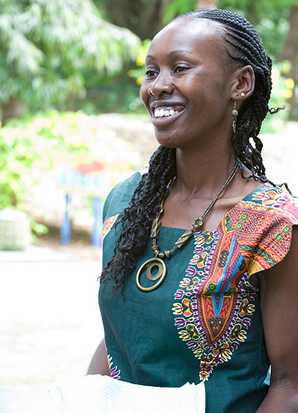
[88, 8, 298, 413]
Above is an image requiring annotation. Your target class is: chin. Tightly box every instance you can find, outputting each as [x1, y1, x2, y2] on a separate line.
[154, 129, 182, 148]
[155, 133, 197, 151]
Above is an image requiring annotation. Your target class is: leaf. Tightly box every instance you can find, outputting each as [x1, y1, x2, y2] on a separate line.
[0, 0, 141, 111]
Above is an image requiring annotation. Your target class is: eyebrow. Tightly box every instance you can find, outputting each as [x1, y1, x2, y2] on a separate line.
[145, 49, 194, 64]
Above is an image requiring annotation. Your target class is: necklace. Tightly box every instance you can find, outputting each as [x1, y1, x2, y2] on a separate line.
[136, 160, 239, 292]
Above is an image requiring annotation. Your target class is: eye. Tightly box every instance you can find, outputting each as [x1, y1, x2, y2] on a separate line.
[174, 65, 189, 73]
[145, 68, 158, 79]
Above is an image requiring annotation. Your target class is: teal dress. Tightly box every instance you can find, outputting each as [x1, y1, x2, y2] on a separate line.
[99, 172, 298, 412]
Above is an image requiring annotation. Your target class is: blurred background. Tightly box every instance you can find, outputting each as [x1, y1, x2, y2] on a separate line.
[0, 0, 297, 387]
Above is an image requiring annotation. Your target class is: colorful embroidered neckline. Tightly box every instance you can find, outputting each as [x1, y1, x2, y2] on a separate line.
[172, 184, 298, 381]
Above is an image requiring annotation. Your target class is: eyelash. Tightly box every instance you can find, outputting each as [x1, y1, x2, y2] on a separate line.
[174, 65, 188, 73]
[145, 65, 189, 79]
[145, 69, 157, 79]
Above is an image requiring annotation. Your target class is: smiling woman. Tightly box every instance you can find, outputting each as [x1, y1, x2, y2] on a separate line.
[141, 18, 237, 148]
[88, 8, 298, 413]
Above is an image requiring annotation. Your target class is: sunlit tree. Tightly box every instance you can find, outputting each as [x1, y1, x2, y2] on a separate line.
[0, 0, 140, 122]
[279, 4, 298, 119]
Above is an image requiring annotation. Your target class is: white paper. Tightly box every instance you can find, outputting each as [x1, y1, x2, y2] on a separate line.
[0, 375, 205, 413]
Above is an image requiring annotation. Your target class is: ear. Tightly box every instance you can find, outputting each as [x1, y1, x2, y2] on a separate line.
[230, 65, 255, 101]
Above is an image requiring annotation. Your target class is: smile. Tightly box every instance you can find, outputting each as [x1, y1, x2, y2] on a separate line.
[151, 105, 185, 127]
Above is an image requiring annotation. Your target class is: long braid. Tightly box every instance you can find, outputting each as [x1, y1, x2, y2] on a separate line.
[102, 9, 278, 288]
[101, 146, 176, 288]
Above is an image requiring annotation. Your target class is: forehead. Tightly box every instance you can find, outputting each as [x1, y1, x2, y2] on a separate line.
[147, 17, 227, 63]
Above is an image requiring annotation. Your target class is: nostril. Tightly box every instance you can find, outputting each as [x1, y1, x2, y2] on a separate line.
[150, 80, 174, 96]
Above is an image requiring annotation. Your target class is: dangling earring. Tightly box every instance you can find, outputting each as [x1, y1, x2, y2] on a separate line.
[232, 100, 238, 135]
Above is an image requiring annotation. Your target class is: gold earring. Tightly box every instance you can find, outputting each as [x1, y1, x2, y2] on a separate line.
[232, 101, 238, 135]
[240, 92, 245, 97]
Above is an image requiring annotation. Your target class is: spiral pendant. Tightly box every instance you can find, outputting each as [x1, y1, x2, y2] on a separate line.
[136, 257, 167, 292]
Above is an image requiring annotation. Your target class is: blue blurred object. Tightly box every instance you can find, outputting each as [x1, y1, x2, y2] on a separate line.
[58, 164, 106, 246]
[61, 193, 72, 245]
[91, 197, 103, 247]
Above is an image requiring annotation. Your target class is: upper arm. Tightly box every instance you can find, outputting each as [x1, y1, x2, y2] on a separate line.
[261, 226, 298, 387]
[87, 338, 109, 376]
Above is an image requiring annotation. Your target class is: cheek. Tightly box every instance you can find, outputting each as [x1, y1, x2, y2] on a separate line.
[186, 69, 228, 105]
[139, 83, 148, 106]
[191, 86, 228, 120]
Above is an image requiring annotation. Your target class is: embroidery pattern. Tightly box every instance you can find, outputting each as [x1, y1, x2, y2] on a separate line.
[107, 353, 121, 380]
[102, 214, 119, 239]
[172, 186, 298, 381]
[232, 188, 298, 276]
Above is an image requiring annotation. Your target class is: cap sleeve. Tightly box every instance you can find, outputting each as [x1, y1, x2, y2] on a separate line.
[101, 171, 142, 239]
[231, 188, 298, 278]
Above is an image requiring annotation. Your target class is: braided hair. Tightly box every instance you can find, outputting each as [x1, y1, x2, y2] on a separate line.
[101, 8, 277, 288]
[185, 8, 279, 179]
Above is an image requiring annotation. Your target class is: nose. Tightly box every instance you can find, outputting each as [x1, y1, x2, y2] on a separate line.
[149, 70, 174, 97]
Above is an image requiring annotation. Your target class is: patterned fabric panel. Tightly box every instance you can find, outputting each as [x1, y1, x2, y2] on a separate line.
[231, 186, 298, 277]
[172, 225, 257, 381]
[102, 214, 119, 239]
[172, 185, 298, 381]
[107, 353, 121, 380]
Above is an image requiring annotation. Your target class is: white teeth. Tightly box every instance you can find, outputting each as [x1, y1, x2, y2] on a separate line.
[154, 107, 179, 118]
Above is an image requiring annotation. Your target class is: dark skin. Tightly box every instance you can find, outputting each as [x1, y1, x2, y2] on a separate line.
[258, 229, 298, 412]
[140, 17, 260, 233]
[88, 17, 298, 411]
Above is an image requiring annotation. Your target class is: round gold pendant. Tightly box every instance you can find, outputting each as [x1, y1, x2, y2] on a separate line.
[136, 257, 167, 292]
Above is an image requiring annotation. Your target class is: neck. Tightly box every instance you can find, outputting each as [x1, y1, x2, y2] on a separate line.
[175, 142, 236, 199]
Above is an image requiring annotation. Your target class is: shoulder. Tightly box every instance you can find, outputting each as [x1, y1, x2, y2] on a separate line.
[102, 171, 144, 221]
[236, 183, 297, 224]
[228, 183, 298, 277]
[101, 171, 145, 240]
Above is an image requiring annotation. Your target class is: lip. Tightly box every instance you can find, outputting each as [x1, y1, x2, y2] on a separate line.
[149, 100, 186, 128]
[149, 100, 185, 113]
[150, 107, 186, 128]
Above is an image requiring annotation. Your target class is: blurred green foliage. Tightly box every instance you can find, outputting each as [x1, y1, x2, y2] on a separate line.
[0, 69, 293, 211]
[217, 0, 294, 57]
[0, 110, 149, 210]
[128, 40, 151, 86]
[261, 62, 293, 132]
[0, 0, 140, 120]
[164, 0, 198, 22]
[0, 0, 296, 216]
[0, 111, 89, 209]
[163, 0, 294, 57]
[0, 0, 296, 118]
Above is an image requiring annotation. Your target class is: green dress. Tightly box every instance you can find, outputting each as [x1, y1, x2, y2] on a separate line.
[99, 172, 298, 413]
